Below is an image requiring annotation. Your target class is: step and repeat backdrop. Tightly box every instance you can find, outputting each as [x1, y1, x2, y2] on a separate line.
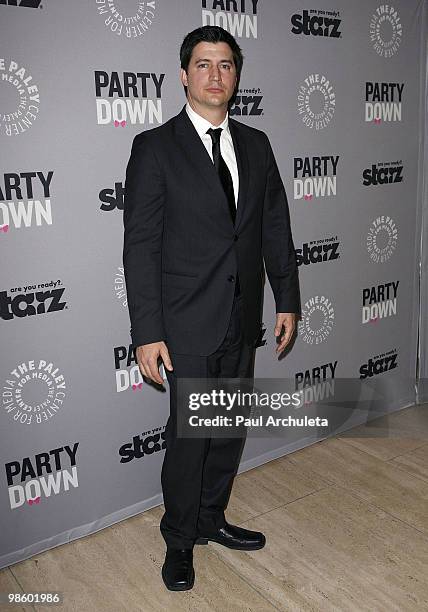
[418, 10, 428, 404]
[1, 0, 427, 567]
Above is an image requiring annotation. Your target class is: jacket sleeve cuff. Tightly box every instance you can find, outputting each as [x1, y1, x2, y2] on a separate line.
[130, 327, 165, 348]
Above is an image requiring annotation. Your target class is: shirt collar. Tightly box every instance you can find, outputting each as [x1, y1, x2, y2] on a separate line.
[185, 102, 230, 138]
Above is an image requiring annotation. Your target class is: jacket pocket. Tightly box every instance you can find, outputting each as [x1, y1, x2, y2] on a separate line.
[162, 271, 198, 288]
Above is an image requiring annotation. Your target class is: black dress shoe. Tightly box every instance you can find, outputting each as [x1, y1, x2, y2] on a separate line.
[195, 522, 266, 550]
[161, 548, 195, 591]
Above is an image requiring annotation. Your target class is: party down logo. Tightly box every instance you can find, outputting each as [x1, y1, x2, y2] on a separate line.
[202, 0, 259, 39]
[365, 82, 403, 123]
[361, 281, 398, 325]
[293, 155, 338, 201]
[5, 443, 79, 510]
[113, 344, 166, 392]
[0, 171, 54, 234]
[94, 70, 164, 127]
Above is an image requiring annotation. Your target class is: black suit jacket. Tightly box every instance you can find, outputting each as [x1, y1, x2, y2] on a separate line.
[123, 106, 300, 356]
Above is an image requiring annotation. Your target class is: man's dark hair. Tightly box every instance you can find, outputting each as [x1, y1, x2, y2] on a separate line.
[180, 25, 243, 78]
[180, 26, 244, 103]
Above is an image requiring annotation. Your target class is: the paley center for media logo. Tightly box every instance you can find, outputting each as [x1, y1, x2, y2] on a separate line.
[369, 4, 402, 58]
[367, 215, 398, 263]
[297, 74, 335, 130]
[299, 295, 335, 345]
[0, 59, 40, 136]
[95, 0, 156, 39]
[2, 359, 67, 426]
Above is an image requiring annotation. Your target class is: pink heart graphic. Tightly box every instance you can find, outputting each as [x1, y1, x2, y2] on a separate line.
[114, 120, 126, 128]
[373, 118, 381, 124]
[0, 224, 9, 233]
[28, 497, 41, 505]
[304, 194, 313, 201]
[132, 383, 143, 391]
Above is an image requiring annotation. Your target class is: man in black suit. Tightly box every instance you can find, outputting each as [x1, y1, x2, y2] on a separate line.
[123, 25, 300, 591]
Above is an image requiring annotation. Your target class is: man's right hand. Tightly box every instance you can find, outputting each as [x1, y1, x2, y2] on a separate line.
[136, 341, 173, 385]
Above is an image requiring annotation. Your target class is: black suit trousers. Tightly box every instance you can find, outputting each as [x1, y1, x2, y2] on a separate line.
[160, 293, 255, 549]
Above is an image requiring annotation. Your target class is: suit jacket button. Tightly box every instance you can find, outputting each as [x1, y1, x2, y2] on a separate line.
[234, 234, 238, 242]
[228, 275, 235, 282]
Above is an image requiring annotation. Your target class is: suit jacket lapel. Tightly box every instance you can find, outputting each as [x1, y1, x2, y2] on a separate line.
[173, 107, 249, 230]
[174, 107, 232, 219]
[229, 118, 249, 230]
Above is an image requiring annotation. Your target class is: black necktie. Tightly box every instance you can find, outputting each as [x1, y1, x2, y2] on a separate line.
[206, 127, 236, 225]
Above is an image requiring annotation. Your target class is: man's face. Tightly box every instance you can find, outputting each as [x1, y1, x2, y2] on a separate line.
[181, 41, 237, 112]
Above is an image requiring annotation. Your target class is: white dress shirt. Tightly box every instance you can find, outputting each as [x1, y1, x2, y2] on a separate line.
[185, 102, 239, 206]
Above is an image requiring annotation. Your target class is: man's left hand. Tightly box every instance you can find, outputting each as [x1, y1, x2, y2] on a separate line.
[274, 313, 297, 354]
